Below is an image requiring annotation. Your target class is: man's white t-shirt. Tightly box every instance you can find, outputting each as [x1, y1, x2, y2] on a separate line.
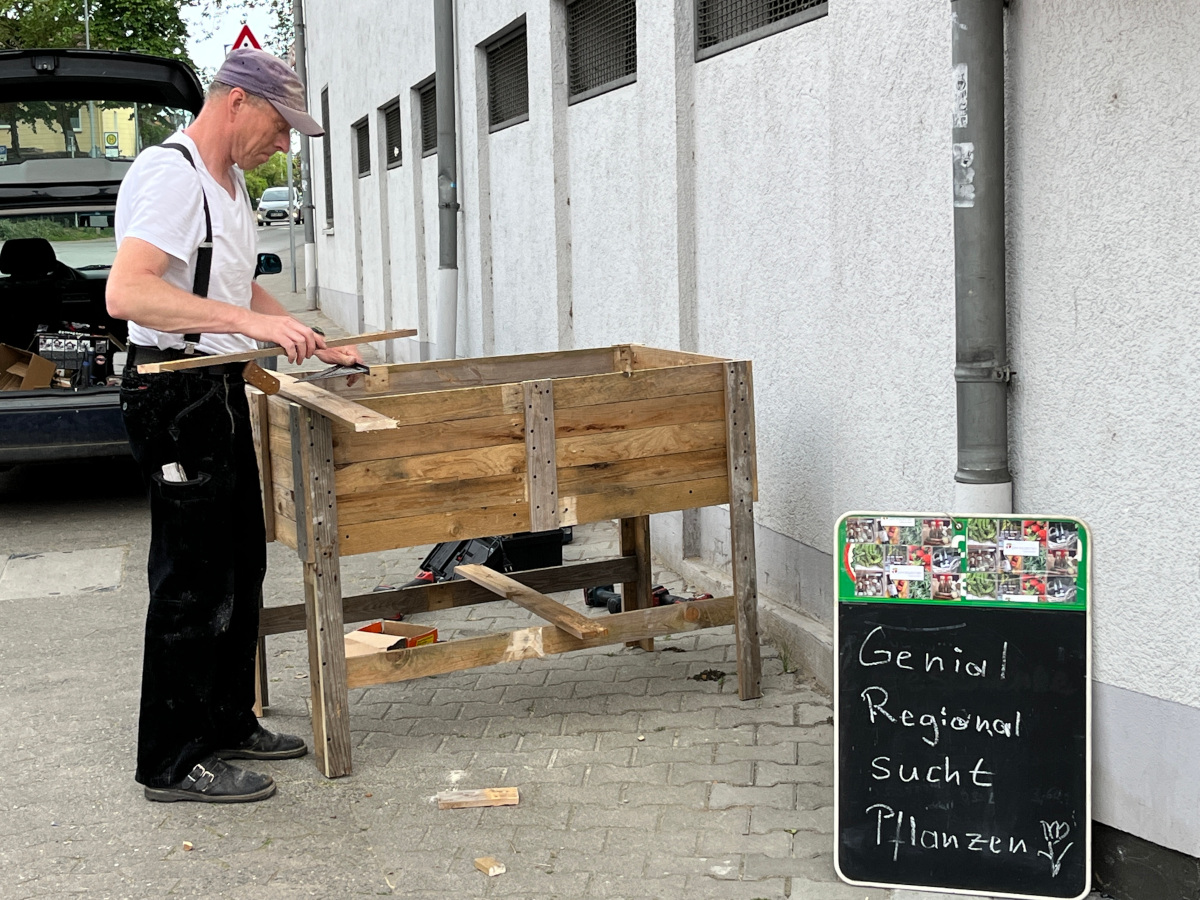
[115, 132, 257, 356]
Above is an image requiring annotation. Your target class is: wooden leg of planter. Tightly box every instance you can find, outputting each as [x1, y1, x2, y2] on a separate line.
[725, 361, 762, 700]
[620, 515, 653, 651]
[292, 404, 353, 778]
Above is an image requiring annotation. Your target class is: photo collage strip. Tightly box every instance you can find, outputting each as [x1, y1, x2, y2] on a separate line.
[845, 516, 1083, 605]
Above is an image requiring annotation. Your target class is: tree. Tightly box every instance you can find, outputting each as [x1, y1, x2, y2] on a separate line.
[0, 0, 194, 67]
[245, 150, 299, 204]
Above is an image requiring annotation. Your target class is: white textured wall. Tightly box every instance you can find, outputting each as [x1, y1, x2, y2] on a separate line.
[304, 0, 1200, 857]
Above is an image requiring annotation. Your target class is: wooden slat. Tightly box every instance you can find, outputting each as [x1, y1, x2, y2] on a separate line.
[561, 477, 731, 528]
[557, 447, 728, 496]
[621, 516, 653, 651]
[331, 413, 524, 465]
[438, 787, 519, 810]
[335, 443, 527, 494]
[134, 329, 416, 372]
[259, 556, 639, 636]
[725, 360, 762, 701]
[298, 407, 353, 778]
[455, 564, 607, 640]
[275, 371, 397, 433]
[274, 510, 298, 551]
[345, 596, 735, 688]
[347, 382, 523, 427]
[554, 390, 724, 439]
[557, 421, 726, 468]
[339, 502, 532, 556]
[627, 345, 725, 368]
[523, 380, 559, 532]
[325, 347, 616, 398]
[246, 387, 276, 543]
[552, 362, 726, 409]
[335, 473, 526, 526]
[289, 404, 311, 563]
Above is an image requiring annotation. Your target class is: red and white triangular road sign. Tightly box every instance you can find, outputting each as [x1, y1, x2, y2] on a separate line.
[231, 24, 261, 51]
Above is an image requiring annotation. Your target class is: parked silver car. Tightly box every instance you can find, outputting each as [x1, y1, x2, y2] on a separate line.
[256, 186, 300, 226]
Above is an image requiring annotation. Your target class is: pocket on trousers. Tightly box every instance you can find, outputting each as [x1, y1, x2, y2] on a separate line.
[150, 469, 213, 502]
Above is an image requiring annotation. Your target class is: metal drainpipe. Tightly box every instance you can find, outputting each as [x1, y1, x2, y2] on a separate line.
[952, 0, 1013, 514]
[434, 0, 460, 359]
[293, 0, 319, 310]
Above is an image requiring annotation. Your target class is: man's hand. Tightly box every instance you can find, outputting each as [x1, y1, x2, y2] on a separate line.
[314, 344, 364, 366]
[242, 314, 325, 364]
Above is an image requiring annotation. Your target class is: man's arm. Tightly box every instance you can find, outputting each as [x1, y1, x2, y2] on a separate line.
[107, 237, 323, 363]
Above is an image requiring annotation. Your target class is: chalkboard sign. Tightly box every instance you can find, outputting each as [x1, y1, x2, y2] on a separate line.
[834, 513, 1091, 900]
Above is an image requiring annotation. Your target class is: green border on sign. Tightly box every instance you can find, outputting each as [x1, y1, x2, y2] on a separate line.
[836, 512, 1088, 611]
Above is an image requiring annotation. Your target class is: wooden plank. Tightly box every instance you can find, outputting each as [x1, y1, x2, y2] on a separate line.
[561, 477, 731, 528]
[725, 360, 762, 702]
[455, 564, 607, 640]
[345, 596, 735, 688]
[297, 408, 353, 777]
[365, 365, 391, 392]
[246, 387, 276, 543]
[259, 556, 640, 636]
[627, 345, 725, 368]
[620, 516, 653, 651]
[274, 371, 397, 433]
[552, 362, 726, 409]
[557, 447, 728, 497]
[523, 380, 559, 532]
[274, 509, 298, 551]
[134, 328, 416, 372]
[437, 787, 519, 810]
[335, 442, 527, 494]
[335, 473, 527, 526]
[554, 391, 725, 439]
[324, 347, 616, 398]
[557, 421, 726, 468]
[340, 502, 532, 556]
[331, 413, 524, 465]
[345, 382, 523, 428]
[289, 404, 311, 564]
[474, 857, 507, 877]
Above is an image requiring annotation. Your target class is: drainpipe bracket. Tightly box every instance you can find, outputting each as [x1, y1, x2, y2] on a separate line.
[438, 201, 461, 212]
[954, 363, 1013, 384]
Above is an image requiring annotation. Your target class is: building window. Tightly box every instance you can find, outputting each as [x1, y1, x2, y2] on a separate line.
[354, 117, 370, 177]
[695, 0, 827, 61]
[382, 99, 402, 169]
[321, 86, 334, 226]
[485, 20, 529, 132]
[567, 0, 637, 103]
[69, 109, 82, 132]
[418, 76, 437, 157]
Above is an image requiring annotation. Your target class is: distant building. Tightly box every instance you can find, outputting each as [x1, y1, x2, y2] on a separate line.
[302, 2, 1200, 893]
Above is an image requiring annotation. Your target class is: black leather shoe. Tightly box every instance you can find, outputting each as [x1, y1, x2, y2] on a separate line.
[216, 725, 308, 761]
[144, 756, 275, 804]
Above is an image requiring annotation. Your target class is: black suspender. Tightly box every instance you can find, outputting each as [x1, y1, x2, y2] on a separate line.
[158, 142, 212, 354]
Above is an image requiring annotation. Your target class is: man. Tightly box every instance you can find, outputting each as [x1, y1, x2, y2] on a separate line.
[107, 49, 359, 803]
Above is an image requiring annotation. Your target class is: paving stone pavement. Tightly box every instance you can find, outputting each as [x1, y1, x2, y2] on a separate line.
[0, 286, 1106, 900]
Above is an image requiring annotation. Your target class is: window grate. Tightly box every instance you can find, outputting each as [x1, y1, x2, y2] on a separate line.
[354, 118, 370, 177]
[567, 0, 637, 101]
[419, 78, 437, 157]
[486, 25, 529, 130]
[696, 0, 826, 58]
[321, 86, 333, 226]
[383, 100, 402, 168]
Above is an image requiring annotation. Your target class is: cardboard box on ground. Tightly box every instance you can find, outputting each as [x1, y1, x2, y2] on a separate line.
[343, 620, 438, 658]
[0, 344, 54, 390]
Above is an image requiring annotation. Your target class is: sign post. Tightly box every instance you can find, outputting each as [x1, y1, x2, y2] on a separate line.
[834, 512, 1091, 900]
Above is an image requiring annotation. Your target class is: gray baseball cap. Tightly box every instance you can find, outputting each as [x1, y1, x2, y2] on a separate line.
[213, 48, 324, 137]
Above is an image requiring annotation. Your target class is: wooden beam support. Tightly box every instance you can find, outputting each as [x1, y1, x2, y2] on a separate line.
[275, 371, 398, 433]
[455, 564, 607, 640]
[258, 556, 639, 636]
[345, 596, 735, 688]
[247, 387, 276, 543]
[725, 360, 762, 701]
[523, 380, 559, 531]
[620, 516, 653, 651]
[296, 407, 353, 777]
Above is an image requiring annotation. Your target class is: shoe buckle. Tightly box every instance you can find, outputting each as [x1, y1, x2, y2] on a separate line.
[185, 763, 217, 791]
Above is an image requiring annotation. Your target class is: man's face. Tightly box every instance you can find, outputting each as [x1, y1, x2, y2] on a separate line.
[229, 88, 291, 170]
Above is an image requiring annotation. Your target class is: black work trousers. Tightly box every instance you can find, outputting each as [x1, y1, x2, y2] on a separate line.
[120, 366, 266, 787]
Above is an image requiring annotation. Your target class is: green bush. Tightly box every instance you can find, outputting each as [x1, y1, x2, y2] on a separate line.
[0, 218, 113, 242]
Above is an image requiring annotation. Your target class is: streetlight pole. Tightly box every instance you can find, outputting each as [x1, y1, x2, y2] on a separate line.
[83, 0, 98, 157]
